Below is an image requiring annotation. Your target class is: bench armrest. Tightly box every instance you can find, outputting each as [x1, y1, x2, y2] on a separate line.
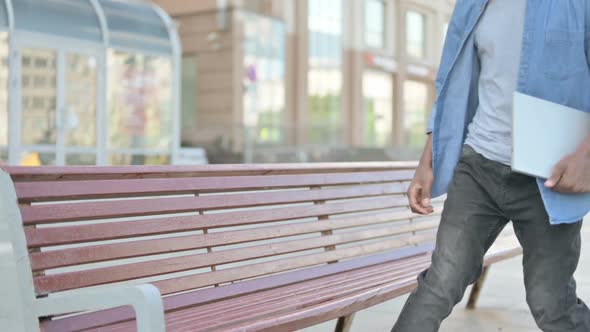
[34, 284, 165, 332]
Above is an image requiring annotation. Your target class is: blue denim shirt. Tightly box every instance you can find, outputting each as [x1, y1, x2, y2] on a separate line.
[428, 0, 590, 224]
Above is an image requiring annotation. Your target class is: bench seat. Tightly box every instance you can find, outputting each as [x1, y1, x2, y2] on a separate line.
[41, 236, 520, 332]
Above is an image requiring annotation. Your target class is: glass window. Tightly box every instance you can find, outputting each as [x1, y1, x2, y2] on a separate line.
[65, 53, 98, 148]
[99, 0, 172, 54]
[109, 154, 170, 166]
[66, 154, 96, 166]
[34, 57, 48, 69]
[21, 48, 57, 146]
[0, 32, 7, 162]
[242, 13, 286, 145]
[108, 51, 173, 164]
[20, 151, 56, 166]
[0, 0, 8, 30]
[403, 80, 429, 148]
[181, 56, 198, 145]
[363, 70, 393, 147]
[32, 97, 45, 109]
[308, 0, 343, 145]
[33, 75, 46, 88]
[365, 0, 386, 49]
[406, 10, 426, 59]
[13, 0, 102, 43]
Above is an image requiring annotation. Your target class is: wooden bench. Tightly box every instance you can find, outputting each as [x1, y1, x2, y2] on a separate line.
[0, 163, 522, 332]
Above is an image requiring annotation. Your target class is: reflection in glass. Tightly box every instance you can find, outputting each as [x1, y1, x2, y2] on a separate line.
[308, 0, 343, 145]
[363, 70, 393, 147]
[181, 56, 197, 142]
[20, 151, 55, 166]
[242, 13, 285, 144]
[403, 80, 429, 148]
[66, 154, 96, 165]
[109, 154, 170, 165]
[108, 51, 173, 164]
[21, 49, 57, 145]
[406, 11, 426, 59]
[13, 0, 102, 43]
[365, 0, 386, 49]
[66, 53, 97, 148]
[0, 32, 8, 154]
[100, 0, 171, 54]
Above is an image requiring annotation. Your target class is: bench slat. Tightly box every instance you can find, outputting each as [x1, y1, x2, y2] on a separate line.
[104, 260, 431, 332]
[91, 268, 423, 332]
[243, 240, 521, 331]
[36, 231, 436, 295]
[29, 197, 416, 270]
[213, 274, 418, 332]
[39, 245, 433, 332]
[21, 183, 406, 224]
[14, 171, 413, 202]
[30, 212, 438, 272]
[176, 265, 430, 331]
[232, 239, 520, 332]
[3, 163, 418, 182]
[26, 200, 431, 248]
[167, 257, 429, 320]
[33, 220, 440, 292]
[152, 231, 436, 295]
[114, 261, 432, 332]
[42, 235, 524, 332]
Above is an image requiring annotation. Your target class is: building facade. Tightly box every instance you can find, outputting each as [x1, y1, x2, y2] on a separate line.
[155, 0, 455, 162]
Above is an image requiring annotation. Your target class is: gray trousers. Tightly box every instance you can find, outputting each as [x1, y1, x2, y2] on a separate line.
[392, 145, 590, 332]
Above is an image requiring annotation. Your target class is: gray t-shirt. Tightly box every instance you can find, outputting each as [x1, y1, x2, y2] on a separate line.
[464, 0, 527, 165]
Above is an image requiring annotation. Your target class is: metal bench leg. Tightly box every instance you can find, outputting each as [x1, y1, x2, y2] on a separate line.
[334, 313, 355, 332]
[467, 266, 490, 309]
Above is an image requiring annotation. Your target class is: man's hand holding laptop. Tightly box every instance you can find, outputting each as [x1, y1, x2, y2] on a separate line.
[545, 135, 590, 193]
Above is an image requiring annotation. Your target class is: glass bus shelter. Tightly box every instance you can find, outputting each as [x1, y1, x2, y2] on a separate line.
[0, 0, 180, 166]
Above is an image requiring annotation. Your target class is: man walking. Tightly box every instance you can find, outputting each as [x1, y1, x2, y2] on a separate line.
[392, 0, 590, 331]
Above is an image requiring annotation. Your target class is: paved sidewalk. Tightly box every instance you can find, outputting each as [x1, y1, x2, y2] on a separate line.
[302, 217, 590, 332]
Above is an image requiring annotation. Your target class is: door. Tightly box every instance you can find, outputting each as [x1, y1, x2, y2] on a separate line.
[16, 44, 100, 166]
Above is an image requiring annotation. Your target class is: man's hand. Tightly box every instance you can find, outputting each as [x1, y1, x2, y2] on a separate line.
[408, 135, 435, 215]
[545, 136, 590, 193]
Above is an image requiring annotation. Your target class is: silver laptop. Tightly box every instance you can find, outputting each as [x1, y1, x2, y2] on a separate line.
[512, 92, 590, 179]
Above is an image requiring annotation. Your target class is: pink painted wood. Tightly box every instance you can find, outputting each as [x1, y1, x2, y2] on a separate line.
[39, 245, 433, 332]
[25, 202, 422, 248]
[20, 184, 407, 224]
[2, 162, 418, 181]
[14, 170, 413, 202]
[32, 221, 439, 293]
[0, 163, 523, 332]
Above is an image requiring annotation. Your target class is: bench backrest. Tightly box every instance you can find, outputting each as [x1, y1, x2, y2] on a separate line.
[0, 163, 443, 299]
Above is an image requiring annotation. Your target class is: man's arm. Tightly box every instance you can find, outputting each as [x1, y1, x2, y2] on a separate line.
[545, 134, 590, 193]
[407, 134, 435, 215]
